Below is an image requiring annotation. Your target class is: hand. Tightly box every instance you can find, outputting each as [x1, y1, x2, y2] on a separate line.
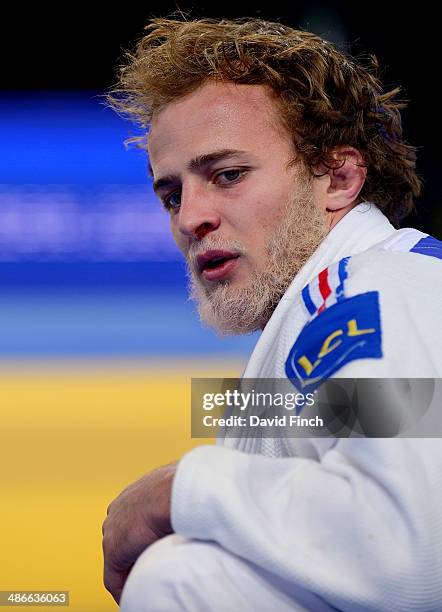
[102, 462, 177, 604]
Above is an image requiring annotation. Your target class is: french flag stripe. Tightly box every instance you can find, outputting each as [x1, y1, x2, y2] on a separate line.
[309, 275, 324, 313]
[301, 284, 317, 316]
[318, 268, 332, 310]
[336, 256, 350, 301]
[301, 256, 352, 318]
[327, 262, 341, 304]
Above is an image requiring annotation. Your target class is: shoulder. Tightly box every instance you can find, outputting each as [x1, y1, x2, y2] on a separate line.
[284, 232, 442, 389]
[346, 230, 442, 299]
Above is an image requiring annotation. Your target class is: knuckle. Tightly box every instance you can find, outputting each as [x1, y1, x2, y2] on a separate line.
[102, 533, 115, 557]
[101, 524, 110, 544]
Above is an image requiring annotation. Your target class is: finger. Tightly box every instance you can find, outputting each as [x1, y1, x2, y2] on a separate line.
[103, 564, 130, 604]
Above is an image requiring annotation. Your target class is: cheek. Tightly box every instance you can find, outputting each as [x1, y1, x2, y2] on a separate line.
[170, 221, 187, 255]
[249, 193, 288, 233]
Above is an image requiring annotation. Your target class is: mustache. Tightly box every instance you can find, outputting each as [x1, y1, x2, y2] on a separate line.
[186, 237, 246, 271]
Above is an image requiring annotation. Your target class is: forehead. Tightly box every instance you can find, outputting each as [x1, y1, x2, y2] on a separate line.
[147, 82, 288, 169]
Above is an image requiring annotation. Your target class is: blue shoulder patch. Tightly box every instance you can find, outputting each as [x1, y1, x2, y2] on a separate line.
[410, 235, 442, 260]
[285, 291, 383, 393]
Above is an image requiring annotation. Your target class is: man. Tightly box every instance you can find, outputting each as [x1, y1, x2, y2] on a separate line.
[102, 17, 442, 610]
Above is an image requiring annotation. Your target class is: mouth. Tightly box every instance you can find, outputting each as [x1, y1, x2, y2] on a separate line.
[196, 250, 241, 282]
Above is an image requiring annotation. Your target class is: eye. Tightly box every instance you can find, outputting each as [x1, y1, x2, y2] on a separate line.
[163, 189, 182, 212]
[214, 169, 247, 185]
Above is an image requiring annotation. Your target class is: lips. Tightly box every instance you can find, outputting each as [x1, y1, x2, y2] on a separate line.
[196, 250, 240, 281]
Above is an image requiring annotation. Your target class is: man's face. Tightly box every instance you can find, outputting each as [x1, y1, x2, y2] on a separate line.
[148, 82, 328, 334]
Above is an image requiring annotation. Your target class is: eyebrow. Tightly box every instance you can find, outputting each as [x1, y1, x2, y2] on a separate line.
[150, 148, 249, 194]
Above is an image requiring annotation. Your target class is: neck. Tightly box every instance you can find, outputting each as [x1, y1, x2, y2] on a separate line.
[326, 202, 357, 231]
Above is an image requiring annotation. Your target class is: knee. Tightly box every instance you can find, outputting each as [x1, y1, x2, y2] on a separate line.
[119, 535, 323, 612]
[119, 534, 207, 612]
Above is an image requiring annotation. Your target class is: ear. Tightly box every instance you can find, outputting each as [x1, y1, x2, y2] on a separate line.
[311, 146, 367, 229]
[323, 146, 367, 210]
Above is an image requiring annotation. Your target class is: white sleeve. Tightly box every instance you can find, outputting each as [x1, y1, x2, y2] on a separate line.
[171, 438, 442, 611]
[171, 253, 442, 610]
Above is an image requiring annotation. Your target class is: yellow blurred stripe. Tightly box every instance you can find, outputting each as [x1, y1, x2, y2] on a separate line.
[0, 359, 243, 611]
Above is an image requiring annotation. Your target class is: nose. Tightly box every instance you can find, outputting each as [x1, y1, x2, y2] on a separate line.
[177, 183, 221, 241]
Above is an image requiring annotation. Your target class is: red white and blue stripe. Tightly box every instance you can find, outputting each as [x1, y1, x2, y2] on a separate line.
[300, 229, 442, 320]
[301, 256, 350, 318]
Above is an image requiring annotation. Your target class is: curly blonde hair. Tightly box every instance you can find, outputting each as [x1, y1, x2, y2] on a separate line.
[108, 17, 421, 226]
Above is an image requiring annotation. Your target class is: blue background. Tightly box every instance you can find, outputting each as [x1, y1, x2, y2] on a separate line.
[0, 92, 258, 357]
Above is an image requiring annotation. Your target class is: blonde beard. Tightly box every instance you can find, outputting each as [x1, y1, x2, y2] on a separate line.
[187, 180, 328, 335]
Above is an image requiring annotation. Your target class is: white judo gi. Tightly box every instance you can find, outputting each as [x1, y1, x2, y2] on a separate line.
[120, 203, 442, 611]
